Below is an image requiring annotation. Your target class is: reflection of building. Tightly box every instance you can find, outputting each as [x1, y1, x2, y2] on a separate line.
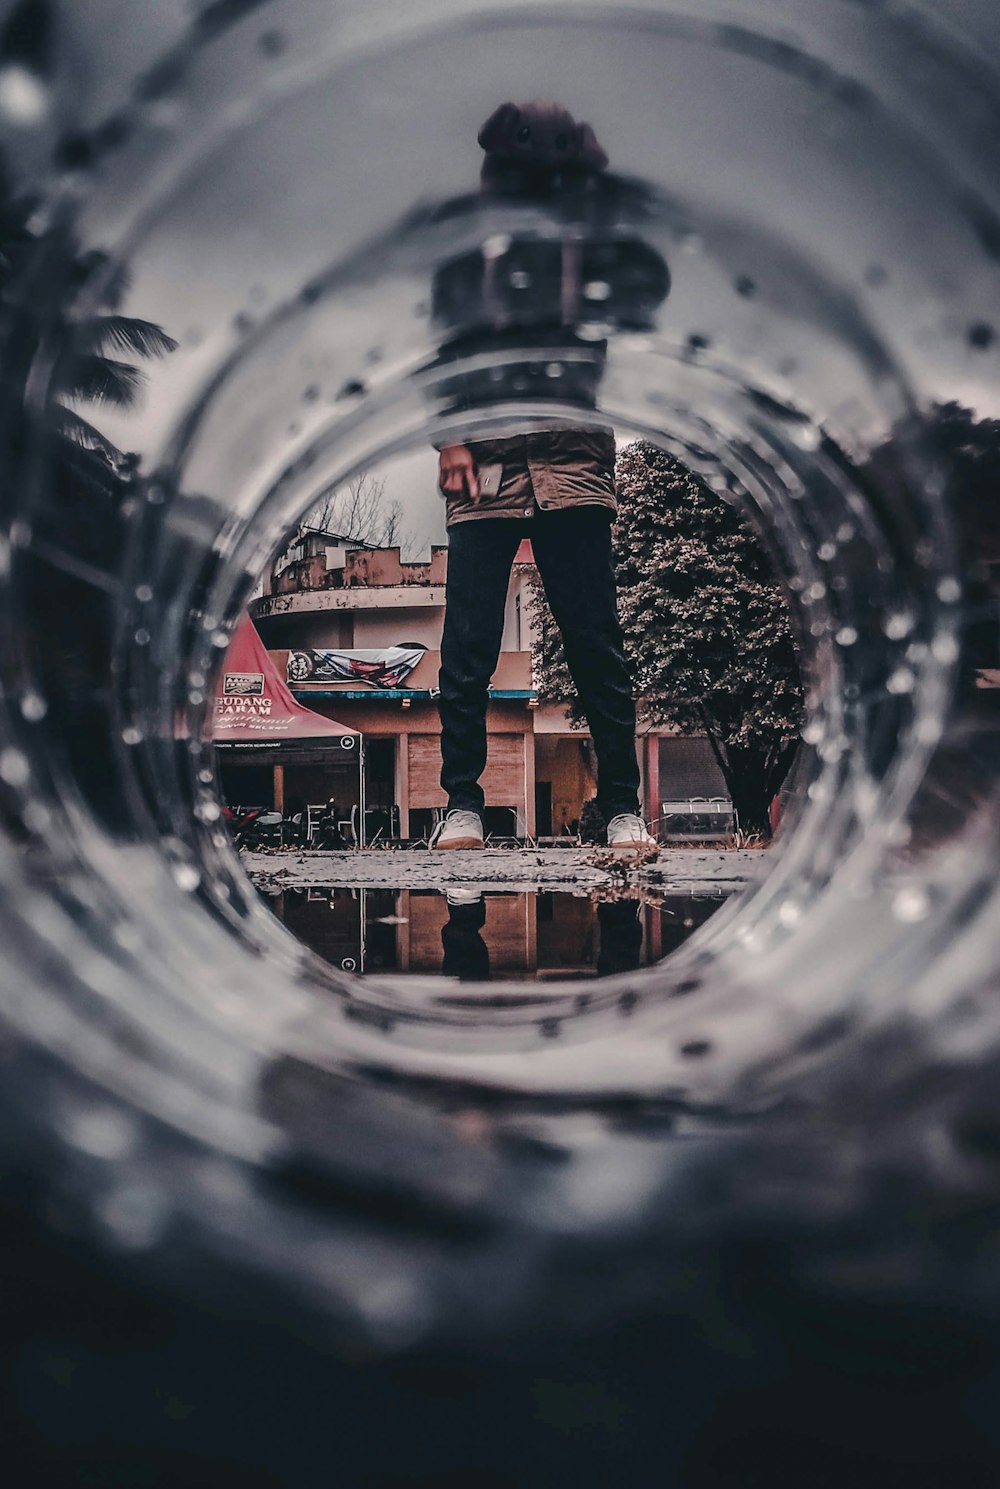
[251, 530, 728, 838]
[271, 887, 730, 978]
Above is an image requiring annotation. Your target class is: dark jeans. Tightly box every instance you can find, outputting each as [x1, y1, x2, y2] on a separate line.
[439, 506, 641, 822]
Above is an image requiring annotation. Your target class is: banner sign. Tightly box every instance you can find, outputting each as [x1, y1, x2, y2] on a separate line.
[287, 645, 427, 690]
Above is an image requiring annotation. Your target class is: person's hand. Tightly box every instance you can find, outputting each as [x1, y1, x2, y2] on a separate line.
[438, 444, 479, 503]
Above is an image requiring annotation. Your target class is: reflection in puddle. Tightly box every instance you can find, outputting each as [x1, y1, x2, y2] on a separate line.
[266, 887, 732, 982]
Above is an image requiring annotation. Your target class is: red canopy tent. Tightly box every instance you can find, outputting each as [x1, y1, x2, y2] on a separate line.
[213, 616, 365, 837]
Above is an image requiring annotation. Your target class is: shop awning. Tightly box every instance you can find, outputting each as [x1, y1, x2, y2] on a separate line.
[213, 615, 360, 752]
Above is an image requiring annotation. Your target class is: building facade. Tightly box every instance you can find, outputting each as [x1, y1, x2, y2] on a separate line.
[250, 528, 729, 839]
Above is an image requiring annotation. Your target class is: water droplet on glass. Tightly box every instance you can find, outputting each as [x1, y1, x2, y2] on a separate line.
[734, 274, 756, 297]
[884, 610, 914, 640]
[936, 577, 961, 603]
[0, 60, 48, 127]
[791, 423, 822, 451]
[98, 1180, 169, 1251]
[482, 233, 511, 258]
[212, 630, 230, 649]
[134, 583, 153, 603]
[112, 921, 142, 951]
[133, 628, 150, 647]
[64, 1106, 136, 1161]
[931, 634, 960, 664]
[545, 362, 563, 378]
[0, 748, 30, 786]
[509, 270, 532, 289]
[195, 799, 221, 824]
[172, 863, 201, 893]
[817, 542, 837, 561]
[121, 726, 143, 746]
[836, 626, 858, 646]
[20, 692, 46, 721]
[967, 321, 995, 350]
[335, 378, 366, 400]
[893, 886, 930, 923]
[22, 801, 50, 833]
[583, 280, 611, 300]
[886, 666, 916, 695]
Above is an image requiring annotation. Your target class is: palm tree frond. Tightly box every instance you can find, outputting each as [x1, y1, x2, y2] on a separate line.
[53, 405, 124, 464]
[59, 353, 145, 409]
[76, 314, 178, 359]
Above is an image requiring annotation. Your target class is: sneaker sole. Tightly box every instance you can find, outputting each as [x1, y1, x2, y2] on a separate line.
[432, 838, 485, 851]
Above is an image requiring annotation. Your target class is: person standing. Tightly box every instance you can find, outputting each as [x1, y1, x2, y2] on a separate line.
[429, 103, 665, 856]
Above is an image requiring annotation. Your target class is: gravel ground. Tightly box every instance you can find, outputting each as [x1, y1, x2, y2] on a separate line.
[242, 846, 766, 895]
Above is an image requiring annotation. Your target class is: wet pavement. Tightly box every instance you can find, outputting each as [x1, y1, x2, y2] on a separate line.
[242, 845, 764, 894]
[244, 848, 759, 979]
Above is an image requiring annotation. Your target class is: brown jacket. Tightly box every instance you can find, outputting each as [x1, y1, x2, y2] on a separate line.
[445, 428, 617, 526]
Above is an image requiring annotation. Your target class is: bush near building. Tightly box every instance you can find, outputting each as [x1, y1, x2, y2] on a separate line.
[530, 441, 805, 837]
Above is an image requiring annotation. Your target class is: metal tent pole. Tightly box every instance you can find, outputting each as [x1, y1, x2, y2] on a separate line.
[359, 736, 366, 848]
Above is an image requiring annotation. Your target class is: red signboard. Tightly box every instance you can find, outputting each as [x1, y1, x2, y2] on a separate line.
[213, 616, 359, 746]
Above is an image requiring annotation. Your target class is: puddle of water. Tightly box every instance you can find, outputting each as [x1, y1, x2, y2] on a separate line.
[264, 886, 733, 981]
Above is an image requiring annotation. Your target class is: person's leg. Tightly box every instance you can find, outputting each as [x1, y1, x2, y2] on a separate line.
[439, 519, 523, 816]
[531, 507, 642, 822]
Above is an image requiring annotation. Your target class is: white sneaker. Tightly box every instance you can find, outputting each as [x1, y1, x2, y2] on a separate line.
[430, 809, 485, 850]
[446, 888, 484, 906]
[606, 813, 660, 857]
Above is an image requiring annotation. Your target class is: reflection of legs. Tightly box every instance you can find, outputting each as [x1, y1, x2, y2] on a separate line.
[531, 509, 641, 820]
[439, 520, 523, 816]
[442, 895, 491, 981]
[597, 900, 643, 976]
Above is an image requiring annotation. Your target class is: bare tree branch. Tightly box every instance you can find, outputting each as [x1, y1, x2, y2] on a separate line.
[303, 472, 413, 553]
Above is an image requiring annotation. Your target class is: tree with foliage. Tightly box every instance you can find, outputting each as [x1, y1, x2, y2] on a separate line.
[530, 441, 804, 836]
[0, 165, 176, 490]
